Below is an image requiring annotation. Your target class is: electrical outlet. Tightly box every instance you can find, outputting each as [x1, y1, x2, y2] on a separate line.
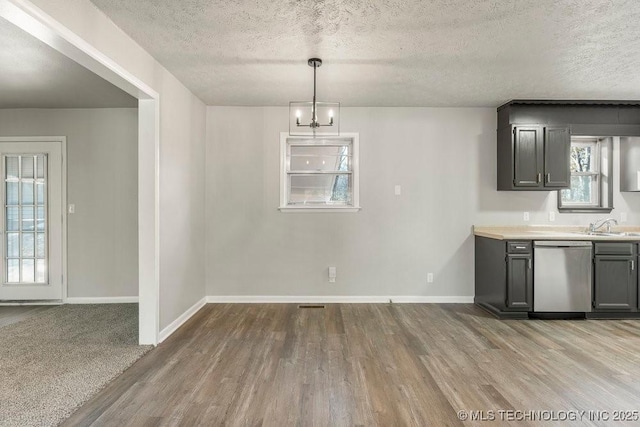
[68, 204, 75, 214]
[523, 212, 530, 222]
[621, 212, 628, 223]
[427, 273, 434, 283]
[549, 211, 556, 222]
[394, 185, 401, 196]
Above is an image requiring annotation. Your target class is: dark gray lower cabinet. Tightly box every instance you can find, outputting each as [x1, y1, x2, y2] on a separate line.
[476, 237, 640, 318]
[594, 255, 638, 311]
[475, 236, 532, 318]
[506, 255, 533, 309]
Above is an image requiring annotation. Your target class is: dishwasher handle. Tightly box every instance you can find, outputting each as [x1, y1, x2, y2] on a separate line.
[534, 241, 593, 248]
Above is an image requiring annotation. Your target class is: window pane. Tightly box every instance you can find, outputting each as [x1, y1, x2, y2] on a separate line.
[6, 182, 18, 205]
[290, 145, 351, 172]
[36, 207, 45, 231]
[561, 175, 597, 205]
[289, 174, 352, 205]
[36, 259, 46, 283]
[36, 182, 45, 206]
[7, 259, 19, 282]
[6, 206, 19, 231]
[570, 144, 597, 173]
[22, 233, 35, 257]
[37, 233, 45, 258]
[21, 156, 34, 179]
[6, 156, 19, 179]
[22, 259, 35, 283]
[22, 182, 34, 205]
[36, 155, 45, 179]
[7, 232, 19, 258]
[21, 207, 34, 231]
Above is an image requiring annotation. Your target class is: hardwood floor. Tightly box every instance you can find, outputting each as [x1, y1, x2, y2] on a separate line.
[63, 304, 640, 426]
[0, 305, 55, 328]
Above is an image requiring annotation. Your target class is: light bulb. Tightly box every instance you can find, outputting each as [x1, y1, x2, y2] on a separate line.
[329, 109, 334, 118]
[322, 160, 326, 165]
[306, 160, 309, 165]
[296, 110, 301, 118]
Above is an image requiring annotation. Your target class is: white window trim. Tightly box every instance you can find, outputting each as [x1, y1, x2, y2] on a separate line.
[558, 136, 613, 213]
[279, 132, 361, 213]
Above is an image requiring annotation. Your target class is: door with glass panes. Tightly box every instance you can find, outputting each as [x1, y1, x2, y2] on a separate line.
[0, 140, 63, 300]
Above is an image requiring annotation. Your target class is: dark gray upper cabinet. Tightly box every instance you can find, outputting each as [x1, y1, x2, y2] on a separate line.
[498, 124, 570, 190]
[594, 255, 638, 311]
[497, 100, 640, 191]
[513, 126, 543, 187]
[544, 126, 571, 187]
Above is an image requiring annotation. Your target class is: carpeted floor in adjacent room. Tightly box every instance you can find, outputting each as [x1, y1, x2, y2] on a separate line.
[0, 304, 152, 427]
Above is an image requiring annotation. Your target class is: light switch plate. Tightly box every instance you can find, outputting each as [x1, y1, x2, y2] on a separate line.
[68, 204, 75, 214]
[394, 185, 401, 196]
[328, 266, 336, 283]
[548, 211, 556, 222]
[427, 273, 434, 283]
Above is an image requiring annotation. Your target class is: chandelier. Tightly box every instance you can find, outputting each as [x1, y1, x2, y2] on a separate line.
[289, 58, 340, 136]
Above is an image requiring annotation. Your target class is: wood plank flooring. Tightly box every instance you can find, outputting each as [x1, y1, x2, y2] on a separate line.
[0, 305, 55, 328]
[63, 304, 640, 426]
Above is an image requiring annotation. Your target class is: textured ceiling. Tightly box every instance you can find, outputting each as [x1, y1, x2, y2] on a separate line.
[0, 17, 136, 109]
[89, 0, 640, 107]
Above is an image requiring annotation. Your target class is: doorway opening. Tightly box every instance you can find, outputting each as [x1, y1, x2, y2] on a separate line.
[0, 0, 160, 344]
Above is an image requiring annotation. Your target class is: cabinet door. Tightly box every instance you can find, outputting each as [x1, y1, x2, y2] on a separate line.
[544, 126, 571, 188]
[594, 256, 638, 310]
[506, 255, 533, 310]
[513, 126, 543, 187]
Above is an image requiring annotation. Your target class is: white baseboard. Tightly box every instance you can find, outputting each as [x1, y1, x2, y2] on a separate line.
[205, 295, 474, 304]
[158, 296, 207, 344]
[0, 301, 63, 306]
[66, 296, 139, 304]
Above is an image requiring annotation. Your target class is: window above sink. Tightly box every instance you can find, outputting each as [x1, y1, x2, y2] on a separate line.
[558, 136, 613, 213]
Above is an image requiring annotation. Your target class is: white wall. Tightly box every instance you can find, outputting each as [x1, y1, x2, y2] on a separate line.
[206, 107, 640, 298]
[0, 108, 138, 298]
[23, 0, 207, 330]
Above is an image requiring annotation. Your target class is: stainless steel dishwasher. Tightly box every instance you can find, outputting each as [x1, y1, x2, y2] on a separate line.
[533, 241, 593, 313]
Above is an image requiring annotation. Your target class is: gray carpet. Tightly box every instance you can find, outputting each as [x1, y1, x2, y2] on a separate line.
[0, 304, 152, 427]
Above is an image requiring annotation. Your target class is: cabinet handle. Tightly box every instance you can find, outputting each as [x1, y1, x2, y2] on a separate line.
[537, 173, 542, 183]
[546, 173, 551, 183]
[528, 259, 532, 269]
[515, 246, 526, 249]
[631, 260, 635, 271]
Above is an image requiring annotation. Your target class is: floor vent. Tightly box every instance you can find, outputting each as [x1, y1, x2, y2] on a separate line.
[298, 305, 326, 309]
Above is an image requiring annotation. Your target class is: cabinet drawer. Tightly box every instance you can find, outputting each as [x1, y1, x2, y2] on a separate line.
[507, 241, 532, 254]
[594, 243, 637, 256]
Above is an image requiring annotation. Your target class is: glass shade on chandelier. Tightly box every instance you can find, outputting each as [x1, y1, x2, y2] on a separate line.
[289, 58, 340, 136]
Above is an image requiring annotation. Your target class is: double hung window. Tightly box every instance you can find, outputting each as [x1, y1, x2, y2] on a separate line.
[279, 133, 360, 212]
[558, 137, 613, 212]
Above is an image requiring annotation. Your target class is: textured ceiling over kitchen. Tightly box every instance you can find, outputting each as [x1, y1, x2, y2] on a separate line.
[89, 0, 640, 107]
[0, 17, 136, 109]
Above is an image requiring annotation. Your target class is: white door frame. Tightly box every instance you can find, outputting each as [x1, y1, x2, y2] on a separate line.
[0, 0, 161, 344]
[0, 137, 67, 300]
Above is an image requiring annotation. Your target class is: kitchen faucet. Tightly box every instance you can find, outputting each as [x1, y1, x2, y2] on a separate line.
[589, 217, 618, 233]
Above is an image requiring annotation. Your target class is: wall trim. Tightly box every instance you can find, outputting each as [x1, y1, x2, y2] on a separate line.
[206, 296, 474, 304]
[158, 296, 207, 344]
[66, 296, 139, 304]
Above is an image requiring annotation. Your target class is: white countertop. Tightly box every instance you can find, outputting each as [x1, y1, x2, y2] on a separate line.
[473, 225, 640, 241]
